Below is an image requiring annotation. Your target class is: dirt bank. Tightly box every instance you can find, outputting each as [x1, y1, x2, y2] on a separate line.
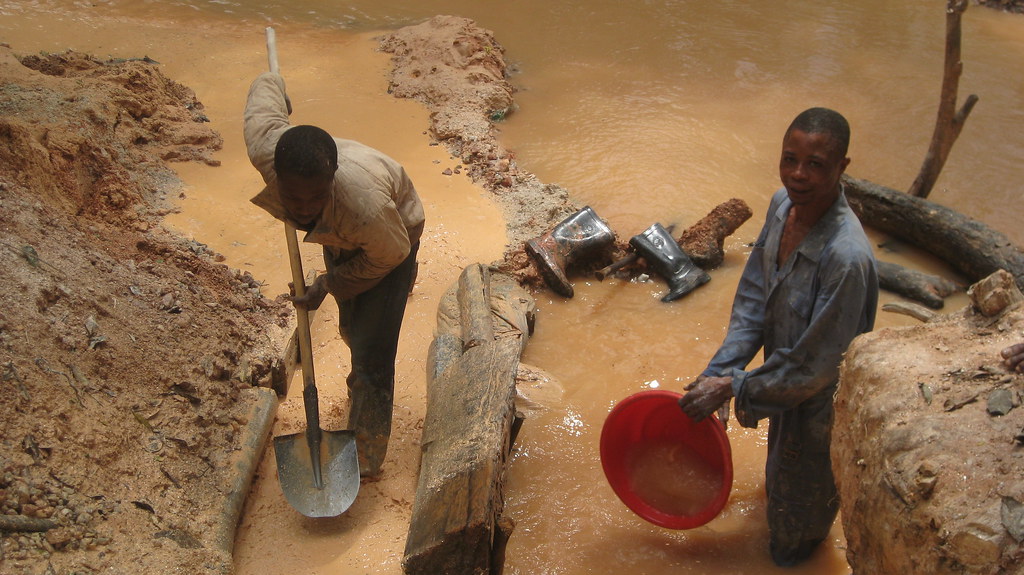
[834, 300, 1024, 574]
[0, 47, 290, 573]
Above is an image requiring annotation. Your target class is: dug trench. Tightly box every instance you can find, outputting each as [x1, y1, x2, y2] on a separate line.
[1, 14, 1022, 575]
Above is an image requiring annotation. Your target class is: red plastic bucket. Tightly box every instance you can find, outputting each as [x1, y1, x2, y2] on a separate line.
[600, 389, 733, 529]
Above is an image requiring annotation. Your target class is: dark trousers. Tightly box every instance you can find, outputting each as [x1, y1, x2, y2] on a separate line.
[327, 242, 418, 476]
[765, 389, 839, 566]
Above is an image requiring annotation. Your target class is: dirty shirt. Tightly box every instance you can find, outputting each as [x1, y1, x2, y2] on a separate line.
[243, 72, 425, 300]
[704, 186, 877, 427]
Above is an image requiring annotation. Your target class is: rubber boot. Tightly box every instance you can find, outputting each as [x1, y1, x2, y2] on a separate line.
[346, 372, 393, 479]
[525, 206, 615, 298]
[630, 222, 710, 302]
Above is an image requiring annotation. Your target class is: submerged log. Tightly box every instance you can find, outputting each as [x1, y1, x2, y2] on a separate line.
[843, 175, 1024, 290]
[877, 260, 960, 309]
[404, 264, 536, 575]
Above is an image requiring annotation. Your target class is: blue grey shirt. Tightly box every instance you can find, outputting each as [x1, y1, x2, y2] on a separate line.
[704, 187, 878, 428]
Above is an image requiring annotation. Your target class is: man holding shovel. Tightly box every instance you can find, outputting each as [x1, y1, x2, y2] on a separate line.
[244, 70, 425, 480]
[678, 108, 877, 566]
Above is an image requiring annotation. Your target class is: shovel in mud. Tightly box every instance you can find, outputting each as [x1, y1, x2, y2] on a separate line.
[273, 222, 360, 517]
[267, 27, 359, 517]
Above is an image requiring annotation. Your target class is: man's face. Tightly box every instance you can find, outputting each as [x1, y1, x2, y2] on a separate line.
[779, 128, 850, 210]
[278, 173, 332, 227]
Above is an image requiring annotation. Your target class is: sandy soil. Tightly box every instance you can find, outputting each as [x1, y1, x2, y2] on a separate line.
[0, 46, 289, 573]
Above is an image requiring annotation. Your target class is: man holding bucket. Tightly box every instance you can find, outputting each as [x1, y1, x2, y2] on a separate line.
[244, 71, 425, 479]
[678, 107, 877, 566]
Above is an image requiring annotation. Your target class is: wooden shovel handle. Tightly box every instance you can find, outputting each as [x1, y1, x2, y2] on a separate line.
[265, 26, 279, 74]
[267, 26, 316, 390]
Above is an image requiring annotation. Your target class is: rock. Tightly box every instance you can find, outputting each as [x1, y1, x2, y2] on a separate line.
[834, 307, 1024, 573]
[948, 520, 1002, 567]
[1003, 496, 1024, 543]
[987, 388, 1015, 416]
[968, 269, 1024, 317]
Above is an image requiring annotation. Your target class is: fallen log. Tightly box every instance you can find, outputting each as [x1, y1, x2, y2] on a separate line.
[877, 260, 960, 309]
[404, 264, 536, 575]
[843, 174, 1024, 290]
[881, 301, 939, 323]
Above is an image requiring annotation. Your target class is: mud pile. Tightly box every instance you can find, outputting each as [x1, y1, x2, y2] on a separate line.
[834, 302, 1024, 573]
[0, 47, 287, 573]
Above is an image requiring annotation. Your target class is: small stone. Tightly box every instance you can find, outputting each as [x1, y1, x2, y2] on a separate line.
[948, 521, 1002, 566]
[1003, 496, 1024, 542]
[968, 269, 1024, 317]
[987, 388, 1014, 416]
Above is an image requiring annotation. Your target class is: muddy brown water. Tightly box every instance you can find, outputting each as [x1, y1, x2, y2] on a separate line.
[2, 1, 1023, 574]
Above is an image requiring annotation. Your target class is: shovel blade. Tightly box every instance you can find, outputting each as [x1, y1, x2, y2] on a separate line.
[274, 429, 359, 517]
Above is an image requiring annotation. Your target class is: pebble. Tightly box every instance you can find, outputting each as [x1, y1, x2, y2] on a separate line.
[987, 388, 1014, 416]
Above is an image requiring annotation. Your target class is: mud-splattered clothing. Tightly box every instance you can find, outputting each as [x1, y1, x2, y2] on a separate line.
[244, 71, 424, 300]
[703, 186, 877, 564]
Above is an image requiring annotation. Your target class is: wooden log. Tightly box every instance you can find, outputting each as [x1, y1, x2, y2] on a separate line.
[677, 198, 753, 269]
[881, 301, 939, 323]
[908, 0, 979, 199]
[404, 265, 536, 575]
[843, 175, 1024, 290]
[489, 516, 516, 575]
[458, 264, 493, 350]
[404, 341, 520, 575]
[877, 260, 960, 309]
[967, 268, 1024, 317]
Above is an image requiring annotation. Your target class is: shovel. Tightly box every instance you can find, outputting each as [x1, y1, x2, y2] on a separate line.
[267, 26, 360, 518]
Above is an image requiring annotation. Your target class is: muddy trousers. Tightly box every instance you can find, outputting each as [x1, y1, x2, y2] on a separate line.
[331, 242, 419, 477]
[764, 393, 839, 567]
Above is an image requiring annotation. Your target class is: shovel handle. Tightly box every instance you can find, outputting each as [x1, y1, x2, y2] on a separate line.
[268, 24, 313, 385]
[265, 27, 279, 74]
[269, 26, 317, 399]
[285, 226, 317, 391]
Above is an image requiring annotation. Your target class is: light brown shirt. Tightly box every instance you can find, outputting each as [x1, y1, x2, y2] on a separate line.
[244, 72, 425, 299]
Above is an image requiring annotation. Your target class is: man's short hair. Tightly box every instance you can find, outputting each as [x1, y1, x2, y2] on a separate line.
[274, 125, 338, 179]
[786, 108, 850, 158]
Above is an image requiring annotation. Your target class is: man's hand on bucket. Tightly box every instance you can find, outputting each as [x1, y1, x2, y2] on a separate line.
[678, 375, 734, 423]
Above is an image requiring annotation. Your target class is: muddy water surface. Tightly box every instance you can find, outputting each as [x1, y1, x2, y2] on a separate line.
[3, 1, 1023, 574]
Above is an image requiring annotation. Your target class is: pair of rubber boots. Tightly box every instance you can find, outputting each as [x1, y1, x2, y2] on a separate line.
[630, 222, 710, 302]
[526, 207, 708, 302]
